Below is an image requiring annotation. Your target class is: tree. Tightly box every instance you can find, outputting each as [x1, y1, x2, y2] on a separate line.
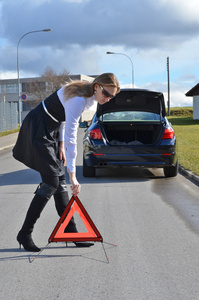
[42, 66, 70, 93]
[28, 67, 71, 102]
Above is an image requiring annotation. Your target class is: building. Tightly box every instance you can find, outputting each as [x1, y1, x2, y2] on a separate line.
[0, 74, 96, 122]
[186, 84, 199, 120]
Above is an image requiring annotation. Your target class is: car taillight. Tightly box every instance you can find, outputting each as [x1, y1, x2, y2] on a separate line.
[162, 128, 175, 139]
[90, 128, 103, 139]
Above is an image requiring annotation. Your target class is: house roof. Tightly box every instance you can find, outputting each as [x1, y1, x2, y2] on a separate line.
[186, 83, 199, 96]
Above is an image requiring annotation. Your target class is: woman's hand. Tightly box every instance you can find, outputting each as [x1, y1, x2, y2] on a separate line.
[59, 141, 66, 166]
[68, 170, 81, 196]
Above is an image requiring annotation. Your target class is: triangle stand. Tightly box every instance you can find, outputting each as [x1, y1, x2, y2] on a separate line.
[48, 195, 111, 262]
[48, 195, 103, 243]
[29, 196, 116, 263]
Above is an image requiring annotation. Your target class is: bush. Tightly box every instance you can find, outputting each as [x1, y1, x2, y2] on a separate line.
[167, 107, 193, 117]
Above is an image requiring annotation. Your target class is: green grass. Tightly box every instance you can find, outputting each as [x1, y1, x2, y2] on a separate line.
[168, 108, 199, 176]
[0, 128, 19, 137]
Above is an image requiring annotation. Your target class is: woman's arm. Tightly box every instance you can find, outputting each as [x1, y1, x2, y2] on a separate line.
[68, 169, 81, 196]
[63, 97, 86, 195]
[59, 140, 80, 196]
[59, 141, 66, 166]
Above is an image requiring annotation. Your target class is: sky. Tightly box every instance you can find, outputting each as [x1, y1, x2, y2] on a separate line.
[1, 0, 199, 107]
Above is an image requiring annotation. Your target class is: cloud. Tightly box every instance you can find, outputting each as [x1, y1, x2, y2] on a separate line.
[0, 0, 199, 107]
[157, 0, 199, 23]
[2, 0, 199, 48]
[141, 81, 192, 108]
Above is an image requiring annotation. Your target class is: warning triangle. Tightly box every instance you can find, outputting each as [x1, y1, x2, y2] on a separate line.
[49, 196, 103, 243]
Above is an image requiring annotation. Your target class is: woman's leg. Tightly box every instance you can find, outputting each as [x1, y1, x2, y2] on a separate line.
[17, 173, 94, 251]
[53, 175, 77, 232]
[53, 175, 94, 247]
[17, 174, 59, 252]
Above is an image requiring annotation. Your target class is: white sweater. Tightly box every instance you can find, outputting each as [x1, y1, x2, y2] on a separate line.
[57, 87, 95, 173]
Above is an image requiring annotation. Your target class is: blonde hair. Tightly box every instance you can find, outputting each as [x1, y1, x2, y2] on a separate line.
[63, 73, 120, 100]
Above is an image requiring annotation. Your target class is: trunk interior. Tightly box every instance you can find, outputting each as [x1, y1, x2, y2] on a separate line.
[102, 122, 163, 145]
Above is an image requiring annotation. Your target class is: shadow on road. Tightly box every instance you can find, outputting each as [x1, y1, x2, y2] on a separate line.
[0, 165, 165, 186]
[0, 168, 40, 186]
[0, 242, 114, 264]
[76, 165, 165, 184]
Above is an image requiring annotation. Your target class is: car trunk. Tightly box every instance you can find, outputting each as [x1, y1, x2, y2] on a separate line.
[97, 89, 166, 145]
[101, 122, 163, 145]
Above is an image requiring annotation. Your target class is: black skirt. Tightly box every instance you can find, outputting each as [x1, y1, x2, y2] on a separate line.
[13, 103, 65, 176]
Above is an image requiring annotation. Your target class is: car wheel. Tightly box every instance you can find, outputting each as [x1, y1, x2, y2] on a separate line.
[83, 157, 96, 177]
[164, 160, 179, 178]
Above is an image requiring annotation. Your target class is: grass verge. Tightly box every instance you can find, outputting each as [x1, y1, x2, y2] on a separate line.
[168, 108, 199, 176]
[0, 128, 19, 137]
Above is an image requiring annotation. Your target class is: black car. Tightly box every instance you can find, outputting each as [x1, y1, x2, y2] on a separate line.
[81, 89, 178, 178]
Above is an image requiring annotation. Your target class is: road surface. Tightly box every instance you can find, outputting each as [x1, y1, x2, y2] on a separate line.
[0, 128, 199, 300]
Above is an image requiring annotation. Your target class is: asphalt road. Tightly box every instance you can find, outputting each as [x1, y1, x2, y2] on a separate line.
[1, 128, 199, 300]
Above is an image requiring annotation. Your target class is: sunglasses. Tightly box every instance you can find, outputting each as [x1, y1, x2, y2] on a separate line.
[99, 85, 115, 99]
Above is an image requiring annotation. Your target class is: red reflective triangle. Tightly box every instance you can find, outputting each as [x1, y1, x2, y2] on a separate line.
[49, 196, 103, 243]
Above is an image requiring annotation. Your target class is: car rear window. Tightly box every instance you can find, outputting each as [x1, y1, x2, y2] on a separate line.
[100, 111, 161, 122]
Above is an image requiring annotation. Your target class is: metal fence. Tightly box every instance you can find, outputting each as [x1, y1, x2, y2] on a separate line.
[0, 102, 18, 132]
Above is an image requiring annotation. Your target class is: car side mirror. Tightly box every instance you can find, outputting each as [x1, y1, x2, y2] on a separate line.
[79, 121, 89, 128]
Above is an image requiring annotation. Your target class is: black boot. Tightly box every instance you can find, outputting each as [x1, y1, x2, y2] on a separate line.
[17, 231, 41, 252]
[17, 183, 56, 252]
[54, 180, 94, 248]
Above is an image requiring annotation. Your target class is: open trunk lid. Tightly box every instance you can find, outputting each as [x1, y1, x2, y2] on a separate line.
[97, 88, 166, 118]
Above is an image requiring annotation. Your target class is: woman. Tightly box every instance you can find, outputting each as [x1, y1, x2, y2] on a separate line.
[13, 73, 120, 252]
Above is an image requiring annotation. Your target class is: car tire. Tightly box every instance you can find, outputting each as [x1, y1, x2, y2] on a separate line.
[164, 160, 179, 178]
[83, 157, 96, 177]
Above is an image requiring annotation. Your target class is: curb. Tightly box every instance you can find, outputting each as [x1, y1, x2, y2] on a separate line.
[179, 166, 199, 186]
[0, 132, 18, 152]
[0, 143, 15, 152]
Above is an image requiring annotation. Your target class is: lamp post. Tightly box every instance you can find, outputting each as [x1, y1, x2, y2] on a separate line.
[106, 51, 134, 88]
[167, 56, 170, 116]
[17, 29, 51, 126]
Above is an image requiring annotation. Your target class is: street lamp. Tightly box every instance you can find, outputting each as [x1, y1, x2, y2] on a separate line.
[106, 51, 134, 88]
[167, 56, 170, 116]
[17, 29, 51, 126]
